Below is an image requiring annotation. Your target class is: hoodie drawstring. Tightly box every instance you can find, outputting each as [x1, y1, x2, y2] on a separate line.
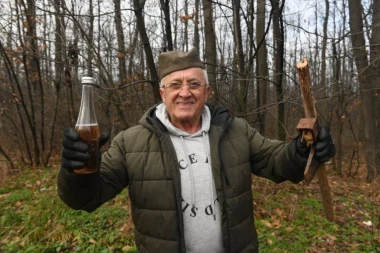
[179, 133, 217, 222]
[202, 131, 216, 221]
[180, 136, 196, 208]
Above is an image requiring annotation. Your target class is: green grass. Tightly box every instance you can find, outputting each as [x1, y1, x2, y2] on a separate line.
[0, 168, 136, 253]
[0, 167, 379, 252]
[252, 177, 379, 253]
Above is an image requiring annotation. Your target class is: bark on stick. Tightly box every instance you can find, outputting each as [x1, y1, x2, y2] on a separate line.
[297, 58, 334, 222]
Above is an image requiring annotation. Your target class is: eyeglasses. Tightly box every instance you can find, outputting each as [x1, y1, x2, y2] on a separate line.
[163, 81, 204, 91]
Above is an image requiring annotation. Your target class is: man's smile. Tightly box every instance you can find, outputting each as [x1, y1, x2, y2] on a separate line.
[176, 102, 195, 106]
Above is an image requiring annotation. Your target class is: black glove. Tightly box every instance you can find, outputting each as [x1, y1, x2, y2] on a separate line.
[296, 125, 335, 163]
[314, 126, 335, 162]
[295, 135, 310, 158]
[61, 127, 110, 172]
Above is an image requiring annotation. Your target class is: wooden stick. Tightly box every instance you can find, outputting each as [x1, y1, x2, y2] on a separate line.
[296, 58, 334, 222]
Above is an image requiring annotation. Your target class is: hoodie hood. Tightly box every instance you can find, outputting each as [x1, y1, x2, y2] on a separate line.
[155, 103, 216, 217]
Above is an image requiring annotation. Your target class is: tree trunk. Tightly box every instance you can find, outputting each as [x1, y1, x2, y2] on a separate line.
[160, 0, 173, 51]
[87, 0, 94, 75]
[67, 0, 78, 125]
[0, 145, 15, 170]
[320, 0, 329, 98]
[256, 0, 268, 134]
[183, 0, 189, 51]
[202, 0, 218, 100]
[133, 0, 161, 103]
[348, 0, 379, 182]
[271, 0, 285, 140]
[193, 0, 200, 50]
[0, 40, 27, 167]
[47, 0, 65, 166]
[368, 0, 380, 180]
[18, 0, 41, 166]
[232, 0, 247, 115]
[114, 0, 127, 83]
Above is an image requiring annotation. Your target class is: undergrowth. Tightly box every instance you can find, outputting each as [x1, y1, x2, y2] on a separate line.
[0, 166, 379, 252]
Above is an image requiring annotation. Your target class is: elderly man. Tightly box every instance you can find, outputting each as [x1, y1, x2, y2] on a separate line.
[58, 48, 335, 253]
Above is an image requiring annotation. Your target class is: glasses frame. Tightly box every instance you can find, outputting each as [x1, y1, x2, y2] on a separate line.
[162, 80, 205, 91]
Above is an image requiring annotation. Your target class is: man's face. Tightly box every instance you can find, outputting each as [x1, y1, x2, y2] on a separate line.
[159, 67, 210, 128]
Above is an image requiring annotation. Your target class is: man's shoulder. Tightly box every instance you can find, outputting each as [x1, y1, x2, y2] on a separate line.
[228, 117, 251, 135]
[121, 124, 152, 138]
[111, 124, 159, 152]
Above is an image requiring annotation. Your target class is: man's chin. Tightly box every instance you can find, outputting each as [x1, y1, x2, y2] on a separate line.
[174, 113, 195, 122]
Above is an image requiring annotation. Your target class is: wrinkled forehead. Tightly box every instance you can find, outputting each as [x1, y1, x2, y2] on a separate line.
[162, 67, 206, 83]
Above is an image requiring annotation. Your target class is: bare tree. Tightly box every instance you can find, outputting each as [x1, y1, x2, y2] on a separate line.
[160, 0, 174, 51]
[202, 0, 218, 100]
[193, 0, 200, 50]
[348, 0, 380, 182]
[114, 0, 127, 82]
[87, 0, 94, 75]
[232, 0, 247, 114]
[0, 0, 376, 180]
[133, 0, 161, 103]
[320, 0, 329, 98]
[256, 0, 269, 133]
[271, 0, 285, 140]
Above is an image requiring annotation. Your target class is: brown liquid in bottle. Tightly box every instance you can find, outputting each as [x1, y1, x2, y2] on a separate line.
[74, 124, 100, 174]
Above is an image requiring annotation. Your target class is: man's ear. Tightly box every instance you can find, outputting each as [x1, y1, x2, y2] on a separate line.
[159, 88, 165, 103]
[205, 85, 211, 100]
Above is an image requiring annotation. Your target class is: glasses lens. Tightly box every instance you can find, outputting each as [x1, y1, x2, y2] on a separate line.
[166, 82, 203, 91]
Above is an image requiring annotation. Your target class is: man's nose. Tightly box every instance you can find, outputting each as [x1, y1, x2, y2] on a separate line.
[178, 85, 192, 96]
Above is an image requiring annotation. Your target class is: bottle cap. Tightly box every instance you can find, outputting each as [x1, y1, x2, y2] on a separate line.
[82, 76, 95, 84]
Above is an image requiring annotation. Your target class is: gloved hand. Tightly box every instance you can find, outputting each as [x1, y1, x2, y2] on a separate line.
[61, 128, 110, 172]
[314, 126, 335, 162]
[296, 125, 335, 163]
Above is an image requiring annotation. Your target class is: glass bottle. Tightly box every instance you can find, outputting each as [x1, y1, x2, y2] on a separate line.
[74, 76, 100, 174]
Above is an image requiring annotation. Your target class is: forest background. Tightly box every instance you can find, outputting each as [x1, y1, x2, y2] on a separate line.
[0, 0, 379, 252]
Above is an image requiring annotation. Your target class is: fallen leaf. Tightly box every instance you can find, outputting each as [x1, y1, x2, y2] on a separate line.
[122, 245, 133, 251]
[272, 218, 282, 228]
[262, 220, 273, 228]
[274, 208, 285, 217]
[362, 220, 372, 226]
[326, 234, 337, 241]
[285, 227, 293, 232]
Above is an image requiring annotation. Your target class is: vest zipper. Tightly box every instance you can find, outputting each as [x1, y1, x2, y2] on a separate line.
[152, 117, 186, 252]
[166, 136, 186, 252]
[220, 116, 233, 186]
[218, 116, 234, 252]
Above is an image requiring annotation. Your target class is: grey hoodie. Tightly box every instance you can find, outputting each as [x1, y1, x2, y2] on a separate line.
[156, 104, 225, 253]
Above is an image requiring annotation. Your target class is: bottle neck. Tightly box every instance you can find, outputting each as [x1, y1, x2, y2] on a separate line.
[76, 84, 98, 126]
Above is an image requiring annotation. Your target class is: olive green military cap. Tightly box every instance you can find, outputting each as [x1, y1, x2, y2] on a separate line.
[158, 48, 205, 79]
